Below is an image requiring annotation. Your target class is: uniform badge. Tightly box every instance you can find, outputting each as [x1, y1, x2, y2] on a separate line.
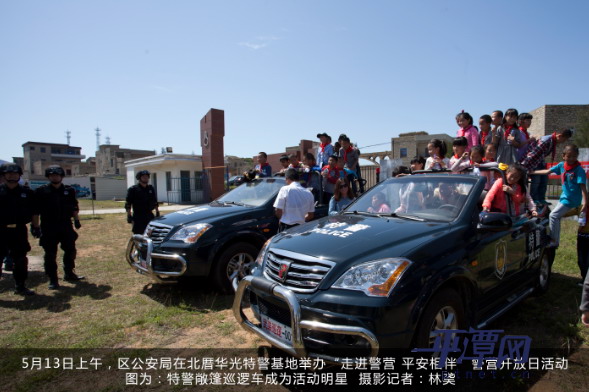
[495, 240, 507, 279]
[64, 191, 69, 195]
[21, 193, 27, 198]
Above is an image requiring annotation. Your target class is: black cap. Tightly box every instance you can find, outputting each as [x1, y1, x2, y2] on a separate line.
[279, 154, 289, 161]
[316, 132, 329, 139]
[136, 170, 150, 180]
[45, 165, 66, 178]
[3, 164, 23, 175]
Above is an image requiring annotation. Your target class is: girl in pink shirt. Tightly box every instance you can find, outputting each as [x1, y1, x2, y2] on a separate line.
[456, 111, 479, 152]
[367, 192, 391, 213]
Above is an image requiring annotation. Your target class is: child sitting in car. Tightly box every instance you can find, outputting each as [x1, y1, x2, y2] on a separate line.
[482, 163, 537, 217]
[367, 192, 391, 213]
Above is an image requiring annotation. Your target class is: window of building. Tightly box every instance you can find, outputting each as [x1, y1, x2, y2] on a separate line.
[400, 148, 407, 158]
[424, 148, 429, 157]
[29, 146, 35, 151]
[51, 148, 61, 154]
[166, 172, 172, 191]
[66, 169, 72, 175]
[40, 147, 46, 153]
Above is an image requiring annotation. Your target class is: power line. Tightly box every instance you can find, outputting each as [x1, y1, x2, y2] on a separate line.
[357, 142, 390, 150]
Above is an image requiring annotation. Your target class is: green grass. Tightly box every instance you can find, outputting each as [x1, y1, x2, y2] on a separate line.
[1, 215, 588, 390]
[78, 199, 126, 210]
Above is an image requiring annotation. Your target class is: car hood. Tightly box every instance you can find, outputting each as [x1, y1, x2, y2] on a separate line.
[269, 213, 454, 264]
[150, 203, 256, 226]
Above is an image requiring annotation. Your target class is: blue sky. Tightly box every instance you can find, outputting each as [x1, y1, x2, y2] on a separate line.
[1, 0, 588, 162]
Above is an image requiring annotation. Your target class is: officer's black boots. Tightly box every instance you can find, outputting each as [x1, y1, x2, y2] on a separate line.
[64, 272, 84, 282]
[14, 285, 35, 296]
[48, 278, 60, 290]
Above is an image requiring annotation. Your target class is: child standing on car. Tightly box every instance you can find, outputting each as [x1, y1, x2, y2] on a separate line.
[456, 111, 479, 152]
[479, 115, 493, 146]
[492, 108, 524, 165]
[483, 164, 537, 217]
[531, 144, 587, 248]
[322, 155, 341, 204]
[426, 139, 450, 171]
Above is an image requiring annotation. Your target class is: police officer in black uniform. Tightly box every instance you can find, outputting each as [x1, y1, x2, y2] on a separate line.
[0, 164, 39, 295]
[0, 164, 15, 272]
[35, 165, 84, 289]
[125, 170, 159, 235]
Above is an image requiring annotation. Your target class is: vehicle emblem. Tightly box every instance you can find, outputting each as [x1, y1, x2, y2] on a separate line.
[146, 227, 153, 237]
[495, 240, 507, 279]
[278, 261, 291, 282]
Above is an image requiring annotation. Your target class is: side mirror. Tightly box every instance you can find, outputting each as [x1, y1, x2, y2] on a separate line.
[478, 212, 512, 232]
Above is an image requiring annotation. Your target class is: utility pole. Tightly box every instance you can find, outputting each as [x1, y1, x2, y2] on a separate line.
[95, 127, 101, 150]
[66, 130, 71, 145]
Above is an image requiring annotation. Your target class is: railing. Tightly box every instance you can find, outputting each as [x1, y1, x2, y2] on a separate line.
[166, 176, 206, 204]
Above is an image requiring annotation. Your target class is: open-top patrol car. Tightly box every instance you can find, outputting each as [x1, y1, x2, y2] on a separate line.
[233, 170, 553, 361]
[126, 177, 327, 292]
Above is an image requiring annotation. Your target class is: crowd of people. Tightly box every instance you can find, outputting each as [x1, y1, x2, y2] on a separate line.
[246, 108, 588, 326]
[249, 132, 364, 216]
[0, 164, 84, 295]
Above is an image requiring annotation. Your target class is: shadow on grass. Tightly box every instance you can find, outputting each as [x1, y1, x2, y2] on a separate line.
[0, 271, 112, 314]
[140, 277, 234, 313]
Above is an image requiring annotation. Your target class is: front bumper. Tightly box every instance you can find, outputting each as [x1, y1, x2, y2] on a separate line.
[126, 234, 188, 283]
[233, 275, 379, 362]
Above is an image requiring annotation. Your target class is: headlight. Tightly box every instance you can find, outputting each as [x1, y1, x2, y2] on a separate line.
[256, 238, 272, 266]
[170, 223, 212, 244]
[332, 258, 412, 297]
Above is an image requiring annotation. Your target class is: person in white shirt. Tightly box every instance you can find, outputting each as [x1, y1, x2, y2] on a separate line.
[273, 169, 315, 231]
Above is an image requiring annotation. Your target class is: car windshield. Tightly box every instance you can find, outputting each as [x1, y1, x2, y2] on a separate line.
[344, 176, 476, 222]
[216, 179, 285, 207]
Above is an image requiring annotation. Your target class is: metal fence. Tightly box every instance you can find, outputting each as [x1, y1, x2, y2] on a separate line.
[166, 176, 206, 204]
[360, 165, 378, 191]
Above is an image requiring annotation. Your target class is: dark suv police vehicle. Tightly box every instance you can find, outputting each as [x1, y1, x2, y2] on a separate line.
[233, 172, 553, 361]
[126, 177, 326, 292]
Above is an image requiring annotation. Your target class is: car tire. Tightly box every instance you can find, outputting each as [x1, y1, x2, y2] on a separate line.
[413, 288, 466, 349]
[213, 242, 259, 293]
[533, 249, 553, 296]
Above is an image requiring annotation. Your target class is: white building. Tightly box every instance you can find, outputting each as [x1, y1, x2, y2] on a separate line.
[124, 154, 205, 204]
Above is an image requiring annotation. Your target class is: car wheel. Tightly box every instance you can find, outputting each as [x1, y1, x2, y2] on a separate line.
[533, 249, 553, 296]
[213, 242, 259, 293]
[413, 288, 466, 348]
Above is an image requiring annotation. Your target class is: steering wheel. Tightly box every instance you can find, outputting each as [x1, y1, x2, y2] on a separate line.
[439, 204, 459, 213]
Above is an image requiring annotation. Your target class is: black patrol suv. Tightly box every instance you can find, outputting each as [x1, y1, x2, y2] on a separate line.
[233, 171, 553, 361]
[126, 177, 327, 292]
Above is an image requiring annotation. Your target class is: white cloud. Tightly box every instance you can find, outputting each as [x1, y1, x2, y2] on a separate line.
[238, 35, 281, 50]
[239, 42, 269, 50]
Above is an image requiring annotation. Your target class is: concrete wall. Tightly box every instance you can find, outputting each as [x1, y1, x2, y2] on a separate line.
[529, 104, 589, 138]
[125, 158, 203, 203]
[391, 133, 454, 166]
[95, 177, 127, 200]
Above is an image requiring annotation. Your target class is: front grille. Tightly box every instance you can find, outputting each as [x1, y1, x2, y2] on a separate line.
[263, 248, 335, 293]
[151, 257, 183, 273]
[146, 222, 172, 245]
